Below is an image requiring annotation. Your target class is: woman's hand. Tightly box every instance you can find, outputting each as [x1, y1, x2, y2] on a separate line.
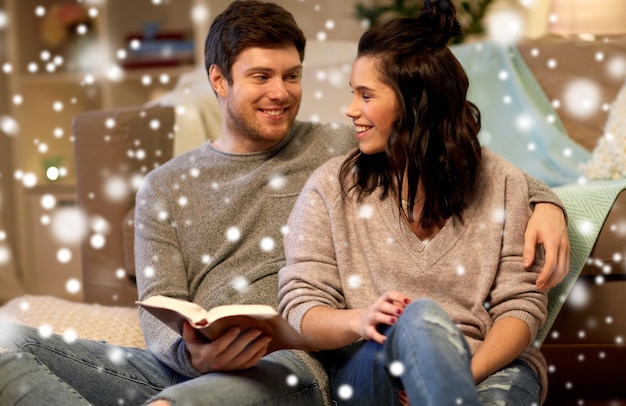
[182, 321, 272, 373]
[353, 290, 411, 345]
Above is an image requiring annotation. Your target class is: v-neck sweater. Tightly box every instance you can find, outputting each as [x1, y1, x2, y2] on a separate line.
[279, 148, 549, 399]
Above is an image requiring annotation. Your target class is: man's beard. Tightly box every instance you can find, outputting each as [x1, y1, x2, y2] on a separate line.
[225, 99, 294, 147]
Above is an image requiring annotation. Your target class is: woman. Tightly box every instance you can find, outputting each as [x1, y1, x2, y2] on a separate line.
[278, 1, 548, 405]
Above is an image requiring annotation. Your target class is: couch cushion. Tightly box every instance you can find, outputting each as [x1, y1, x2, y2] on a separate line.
[0, 295, 145, 349]
[517, 36, 626, 152]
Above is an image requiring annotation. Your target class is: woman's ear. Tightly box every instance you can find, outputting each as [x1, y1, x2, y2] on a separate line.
[208, 64, 228, 98]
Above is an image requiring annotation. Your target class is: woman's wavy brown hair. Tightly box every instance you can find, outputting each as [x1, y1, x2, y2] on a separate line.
[340, 0, 482, 229]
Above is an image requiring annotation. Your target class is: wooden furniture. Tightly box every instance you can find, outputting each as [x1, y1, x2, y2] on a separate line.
[2, 0, 208, 298]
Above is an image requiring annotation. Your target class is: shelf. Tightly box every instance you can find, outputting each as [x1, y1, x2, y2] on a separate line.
[3, 0, 208, 299]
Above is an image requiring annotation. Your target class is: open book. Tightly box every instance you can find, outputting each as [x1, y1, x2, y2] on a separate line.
[136, 295, 315, 353]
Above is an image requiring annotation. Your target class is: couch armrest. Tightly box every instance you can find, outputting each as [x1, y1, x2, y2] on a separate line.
[73, 105, 175, 306]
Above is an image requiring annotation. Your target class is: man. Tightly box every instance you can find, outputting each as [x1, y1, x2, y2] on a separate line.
[0, 1, 568, 405]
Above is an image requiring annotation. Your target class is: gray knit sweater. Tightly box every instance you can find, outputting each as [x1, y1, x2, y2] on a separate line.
[278, 148, 549, 400]
[134, 120, 355, 403]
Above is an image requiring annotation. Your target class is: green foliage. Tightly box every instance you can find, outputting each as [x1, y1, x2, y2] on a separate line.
[354, 0, 494, 44]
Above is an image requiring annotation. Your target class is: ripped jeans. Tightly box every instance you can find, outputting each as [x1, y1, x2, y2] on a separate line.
[318, 299, 542, 406]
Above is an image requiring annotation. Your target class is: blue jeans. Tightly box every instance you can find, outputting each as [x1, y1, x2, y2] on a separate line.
[319, 299, 542, 406]
[0, 322, 323, 405]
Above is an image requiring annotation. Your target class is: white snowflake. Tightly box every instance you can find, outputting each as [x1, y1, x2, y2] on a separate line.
[63, 329, 78, 344]
[562, 78, 601, 119]
[38, 324, 53, 339]
[388, 360, 405, 377]
[358, 204, 374, 219]
[107, 347, 126, 365]
[566, 280, 591, 310]
[515, 113, 533, 132]
[347, 274, 361, 289]
[260, 237, 275, 252]
[90, 233, 106, 249]
[51, 207, 87, 245]
[226, 227, 241, 242]
[269, 175, 286, 190]
[456, 265, 466, 276]
[337, 384, 354, 400]
[231, 276, 249, 292]
[66, 278, 81, 294]
[575, 219, 595, 236]
[56, 248, 72, 263]
[286, 374, 299, 387]
[143, 266, 155, 279]
[491, 207, 505, 224]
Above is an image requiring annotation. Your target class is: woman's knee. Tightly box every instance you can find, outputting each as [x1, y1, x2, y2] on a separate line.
[397, 298, 451, 329]
[388, 299, 468, 355]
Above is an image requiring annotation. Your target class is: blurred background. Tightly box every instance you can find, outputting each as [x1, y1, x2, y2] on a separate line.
[0, 0, 625, 303]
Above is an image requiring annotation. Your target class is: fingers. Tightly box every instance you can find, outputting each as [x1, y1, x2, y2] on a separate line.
[522, 227, 538, 269]
[235, 337, 272, 370]
[211, 329, 271, 371]
[183, 323, 271, 373]
[536, 242, 557, 291]
[399, 390, 409, 406]
[359, 291, 411, 344]
[540, 235, 571, 291]
[381, 290, 411, 308]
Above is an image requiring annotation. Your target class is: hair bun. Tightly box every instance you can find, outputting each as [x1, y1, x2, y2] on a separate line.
[421, 0, 463, 46]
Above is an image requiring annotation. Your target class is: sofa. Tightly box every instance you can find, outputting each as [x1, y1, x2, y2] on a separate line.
[1, 37, 625, 404]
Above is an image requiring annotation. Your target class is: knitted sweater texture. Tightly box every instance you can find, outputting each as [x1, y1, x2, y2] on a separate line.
[278, 148, 549, 400]
[134, 120, 355, 404]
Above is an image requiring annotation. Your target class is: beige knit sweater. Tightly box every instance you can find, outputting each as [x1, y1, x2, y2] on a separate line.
[279, 148, 549, 401]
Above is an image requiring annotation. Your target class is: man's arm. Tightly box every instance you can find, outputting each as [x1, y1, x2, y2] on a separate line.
[523, 173, 570, 291]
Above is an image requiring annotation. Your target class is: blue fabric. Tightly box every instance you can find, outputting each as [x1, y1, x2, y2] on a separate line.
[319, 299, 541, 406]
[0, 322, 323, 406]
[451, 41, 591, 188]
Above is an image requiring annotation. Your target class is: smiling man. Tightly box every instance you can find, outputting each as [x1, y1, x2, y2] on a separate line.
[210, 45, 304, 153]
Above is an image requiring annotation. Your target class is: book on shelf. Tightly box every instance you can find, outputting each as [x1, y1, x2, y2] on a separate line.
[136, 295, 315, 353]
[122, 29, 195, 69]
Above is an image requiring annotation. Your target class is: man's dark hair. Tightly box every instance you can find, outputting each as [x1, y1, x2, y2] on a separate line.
[205, 0, 306, 84]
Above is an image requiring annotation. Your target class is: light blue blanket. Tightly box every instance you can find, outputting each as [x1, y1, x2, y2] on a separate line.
[537, 179, 626, 344]
[452, 41, 591, 188]
[452, 41, 626, 344]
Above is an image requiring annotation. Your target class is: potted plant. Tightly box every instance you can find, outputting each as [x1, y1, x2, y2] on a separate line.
[354, 0, 494, 44]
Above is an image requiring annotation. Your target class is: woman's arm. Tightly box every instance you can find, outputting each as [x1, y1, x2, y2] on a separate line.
[470, 317, 530, 383]
[301, 306, 364, 349]
[301, 291, 412, 349]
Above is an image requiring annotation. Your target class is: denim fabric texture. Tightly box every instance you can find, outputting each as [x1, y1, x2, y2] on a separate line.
[319, 299, 541, 406]
[0, 322, 323, 406]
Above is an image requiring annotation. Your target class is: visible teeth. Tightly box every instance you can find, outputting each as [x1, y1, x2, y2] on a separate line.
[356, 125, 370, 133]
[263, 109, 285, 116]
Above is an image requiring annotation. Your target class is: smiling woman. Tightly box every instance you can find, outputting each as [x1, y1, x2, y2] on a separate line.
[345, 55, 399, 155]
